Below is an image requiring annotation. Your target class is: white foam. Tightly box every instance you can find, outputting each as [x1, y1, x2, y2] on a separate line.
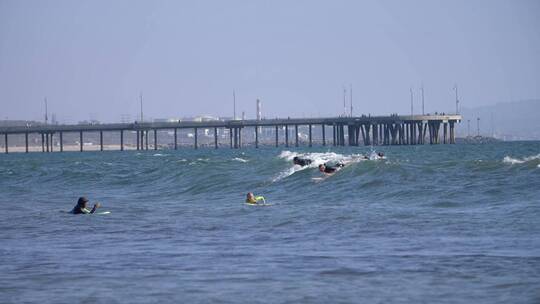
[503, 156, 524, 164]
[278, 150, 298, 161]
[278, 150, 360, 165]
[367, 150, 385, 160]
[232, 157, 248, 163]
[503, 154, 540, 165]
[273, 150, 370, 182]
[524, 154, 540, 162]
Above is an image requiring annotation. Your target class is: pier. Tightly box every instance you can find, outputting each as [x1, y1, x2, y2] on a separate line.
[0, 114, 461, 153]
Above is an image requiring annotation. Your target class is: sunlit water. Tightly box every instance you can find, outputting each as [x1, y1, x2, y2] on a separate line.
[1, 142, 539, 303]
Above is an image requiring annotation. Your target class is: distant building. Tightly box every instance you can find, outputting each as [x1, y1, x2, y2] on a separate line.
[193, 115, 219, 122]
[0, 120, 42, 127]
[153, 118, 182, 123]
[78, 120, 100, 125]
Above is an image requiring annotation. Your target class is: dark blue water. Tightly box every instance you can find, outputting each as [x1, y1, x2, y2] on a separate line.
[1, 142, 539, 303]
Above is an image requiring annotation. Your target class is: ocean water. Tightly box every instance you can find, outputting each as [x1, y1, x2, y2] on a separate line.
[0, 141, 539, 303]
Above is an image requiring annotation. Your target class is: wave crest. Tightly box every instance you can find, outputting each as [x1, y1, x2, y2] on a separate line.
[273, 150, 377, 182]
[503, 154, 540, 165]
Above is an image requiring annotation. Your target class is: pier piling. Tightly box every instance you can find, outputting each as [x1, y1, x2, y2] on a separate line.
[79, 131, 83, 152]
[145, 130, 149, 150]
[233, 128, 237, 149]
[443, 123, 448, 144]
[285, 125, 289, 147]
[332, 125, 336, 146]
[154, 129, 157, 150]
[309, 124, 312, 147]
[174, 128, 178, 150]
[239, 128, 242, 148]
[322, 124, 326, 146]
[100, 131, 104, 151]
[214, 127, 218, 149]
[275, 126, 279, 147]
[295, 125, 299, 147]
[255, 127, 259, 148]
[194, 128, 198, 149]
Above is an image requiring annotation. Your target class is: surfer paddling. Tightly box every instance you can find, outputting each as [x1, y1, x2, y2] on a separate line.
[293, 156, 312, 167]
[361, 152, 385, 160]
[246, 192, 266, 205]
[71, 197, 101, 214]
[318, 163, 345, 174]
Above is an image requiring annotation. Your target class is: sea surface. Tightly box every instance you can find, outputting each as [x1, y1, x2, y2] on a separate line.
[1, 141, 539, 303]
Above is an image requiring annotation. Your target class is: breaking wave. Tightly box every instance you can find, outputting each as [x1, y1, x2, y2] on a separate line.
[272, 150, 383, 182]
[503, 154, 540, 165]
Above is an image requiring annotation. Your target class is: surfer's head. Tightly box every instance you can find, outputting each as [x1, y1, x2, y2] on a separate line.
[293, 157, 300, 165]
[318, 164, 325, 172]
[246, 192, 256, 204]
[378, 152, 384, 158]
[77, 197, 89, 208]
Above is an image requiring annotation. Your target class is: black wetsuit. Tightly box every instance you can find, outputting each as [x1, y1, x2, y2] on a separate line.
[323, 163, 344, 173]
[294, 158, 312, 167]
[71, 207, 88, 214]
[71, 205, 95, 214]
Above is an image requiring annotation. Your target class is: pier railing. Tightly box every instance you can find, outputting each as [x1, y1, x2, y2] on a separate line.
[0, 114, 461, 153]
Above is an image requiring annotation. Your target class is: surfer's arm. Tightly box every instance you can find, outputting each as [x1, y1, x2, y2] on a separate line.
[89, 203, 101, 214]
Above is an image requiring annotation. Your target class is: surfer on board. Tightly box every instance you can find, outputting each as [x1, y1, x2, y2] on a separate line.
[318, 163, 344, 174]
[361, 152, 385, 160]
[293, 156, 312, 167]
[246, 192, 265, 205]
[71, 197, 101, 214]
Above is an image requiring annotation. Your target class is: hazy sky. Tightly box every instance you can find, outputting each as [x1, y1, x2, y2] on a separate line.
[1, 0, 539, 123]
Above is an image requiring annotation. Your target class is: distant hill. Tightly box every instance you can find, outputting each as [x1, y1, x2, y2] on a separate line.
[457, 99, 540, 140]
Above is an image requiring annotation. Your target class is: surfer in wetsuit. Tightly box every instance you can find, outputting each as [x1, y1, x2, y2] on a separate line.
[293, 156, 312, 167]
[246, 192, 265, 205]
[71, 197, 101, 214]
[362, 152, 384, 160]
[318, 163, 345, 174]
